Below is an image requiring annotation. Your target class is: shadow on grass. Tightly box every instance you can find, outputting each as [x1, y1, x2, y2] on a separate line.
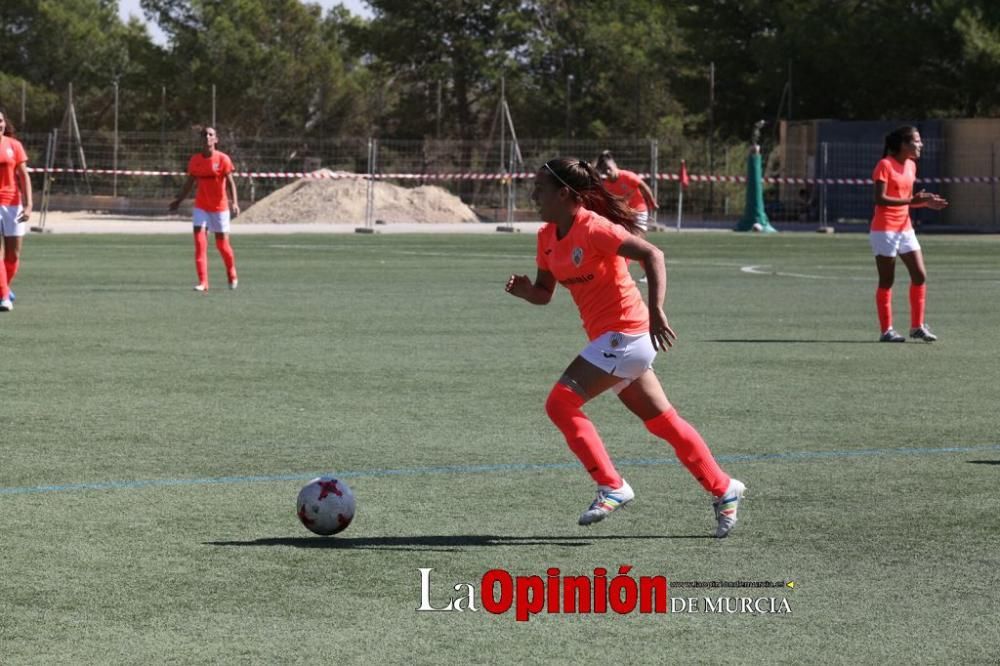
[707, 339, 877, 344]
[967, 460, 1000, 465]
[205, 534, 714, 552]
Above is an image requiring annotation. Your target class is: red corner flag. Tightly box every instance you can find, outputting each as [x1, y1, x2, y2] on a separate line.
[679, 159, 690, 189]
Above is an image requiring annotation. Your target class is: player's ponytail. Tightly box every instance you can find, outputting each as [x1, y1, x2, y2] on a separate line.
[542, 158, 640, 235]
[883, 126, 917, 157]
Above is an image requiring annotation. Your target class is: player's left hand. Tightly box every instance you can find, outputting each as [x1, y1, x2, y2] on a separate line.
[17, 206, 31, 223]
[231, 204, 240, 218]
[649, 307, 676, 351]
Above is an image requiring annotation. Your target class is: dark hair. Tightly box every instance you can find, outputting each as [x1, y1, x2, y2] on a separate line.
[0, 110, 15, 137]
[883, 126, 917, 157]
[542, 157, 640, 234]
[595, 150, 616, 173]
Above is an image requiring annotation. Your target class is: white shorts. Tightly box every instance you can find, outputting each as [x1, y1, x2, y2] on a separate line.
[0, 205, 26, 237]
[579, 331, 657, 394]
[193, 208, 231, 233]
[635, 210, 649, 232]
[870, 230, 920, 257]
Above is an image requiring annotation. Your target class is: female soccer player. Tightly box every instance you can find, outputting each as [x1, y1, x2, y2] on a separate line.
[870, 126, 947, 342]
[505, 158, 745, 537]
[169, 127, 240, 291]
[0, 110, 33, 312]
[595, 150, 658, 232]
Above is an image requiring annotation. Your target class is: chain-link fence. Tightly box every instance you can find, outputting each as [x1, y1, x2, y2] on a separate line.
[18, 129, 1000, 229]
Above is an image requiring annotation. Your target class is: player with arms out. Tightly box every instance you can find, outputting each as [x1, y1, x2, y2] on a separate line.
[169, 126, 240, 291]
[505, 158, 746, 537]
[870, 126, 947, 342]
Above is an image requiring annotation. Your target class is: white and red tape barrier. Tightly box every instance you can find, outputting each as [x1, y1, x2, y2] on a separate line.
[25, 166, 1000, 186]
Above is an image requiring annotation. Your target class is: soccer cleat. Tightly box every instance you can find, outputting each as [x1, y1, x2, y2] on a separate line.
[228, 279, 238, 290]
[0, 298, 12, 312]
[713, 479, 746, 538]
[8, 290, 14, 302]
[879, 328, 905, 343]
[578, 480, 635, 526]
[193, 284, 208, 292]
[909, 325, 937, 342]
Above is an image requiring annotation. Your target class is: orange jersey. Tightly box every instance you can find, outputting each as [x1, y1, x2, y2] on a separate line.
[602, 169, 647, 211]
[536, 207, 649, 340]
[187, 150, 234, 212]
[0, 136, 28, 206]
[870, 157, 915, 232]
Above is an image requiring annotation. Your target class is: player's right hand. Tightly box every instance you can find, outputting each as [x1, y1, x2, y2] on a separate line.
[505, 274, 533, 299]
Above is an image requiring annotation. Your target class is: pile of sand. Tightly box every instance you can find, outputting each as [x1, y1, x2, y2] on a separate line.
[238, 170, 479, 225]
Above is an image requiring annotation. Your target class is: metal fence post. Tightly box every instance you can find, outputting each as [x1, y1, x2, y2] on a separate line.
[820, 142, 828, 228]
[650, 138, 659, 225]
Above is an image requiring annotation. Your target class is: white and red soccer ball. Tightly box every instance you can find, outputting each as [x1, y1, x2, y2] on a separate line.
[296, 476, 356, 536]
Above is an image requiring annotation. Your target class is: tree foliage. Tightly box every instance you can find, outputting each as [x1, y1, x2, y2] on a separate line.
[0, 0, 997, 139]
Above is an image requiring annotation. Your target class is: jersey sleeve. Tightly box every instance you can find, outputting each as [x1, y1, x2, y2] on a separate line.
[187, 156, 197, 177]
[222, 154, 234, 176]
[536, 226, 550, 270]
[587, 218, 631, 257]
[872, 160, 890, 182]
[13, 140, 27, 165]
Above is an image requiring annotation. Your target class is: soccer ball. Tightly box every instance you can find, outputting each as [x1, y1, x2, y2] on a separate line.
[296, 476, 356, 536]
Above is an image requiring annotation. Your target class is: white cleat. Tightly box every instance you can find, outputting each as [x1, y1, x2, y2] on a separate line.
[909, 325, 937, 342]
[579, 480, 635, 526]
[0, 298, 11, 312]
[713, 479, 746, 538]
[193, 284, 208, 292]
[228, 279, 238, 290]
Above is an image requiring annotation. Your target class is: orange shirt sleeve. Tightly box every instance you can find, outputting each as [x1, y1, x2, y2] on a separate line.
[14, 140, 27, 165]
[872, 160, 890, 182]
[586, 217, 630, 257]
[222, 154, 234, 176]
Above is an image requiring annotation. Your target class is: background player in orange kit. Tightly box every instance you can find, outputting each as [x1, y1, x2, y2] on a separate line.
[595, 150, 657, 232]
[505, 157, 745, 537]
[870, 126, 947, 342]
[169, 126, 240, 291]
[0, 110, 33, 312]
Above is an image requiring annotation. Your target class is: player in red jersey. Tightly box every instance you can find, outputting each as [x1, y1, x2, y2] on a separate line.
[169, 127, 240, 291]
[505, 158, 745, 537]
[870, 126, 947, 342]
[0, 110, 33, 312]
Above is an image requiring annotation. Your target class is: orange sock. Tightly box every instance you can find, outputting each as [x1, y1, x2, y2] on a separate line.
[215, 235, 237, 282]
[4, 257, 18, 283]
[0, 258, 8, 299]
[545, 383, 622, 488]
[193, 231, 208, 286]
[876, 287, 892, 332]
[644, 408, 730, 496]
[909, 284, 926, 329]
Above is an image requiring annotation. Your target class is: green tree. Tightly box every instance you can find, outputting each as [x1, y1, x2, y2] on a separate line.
[141, 0, 369, 136]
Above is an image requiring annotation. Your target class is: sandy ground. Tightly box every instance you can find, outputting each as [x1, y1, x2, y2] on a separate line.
[31, 211, 546, 235]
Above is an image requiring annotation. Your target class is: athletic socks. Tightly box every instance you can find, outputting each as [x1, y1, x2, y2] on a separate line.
[909, 284, 926, 329]
[644, 408, 730, 497]
[545, 383, 623, 489]
[193, 230, 208, 287]
[215, 235, 237, 283]
[876, 287, 892, 333]
[3, 257, 18, 284]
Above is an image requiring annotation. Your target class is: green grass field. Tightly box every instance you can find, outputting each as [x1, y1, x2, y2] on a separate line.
[1, 231, 998, 664]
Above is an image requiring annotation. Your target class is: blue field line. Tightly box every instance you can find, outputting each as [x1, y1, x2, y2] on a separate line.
[2, 443, 999, 497]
